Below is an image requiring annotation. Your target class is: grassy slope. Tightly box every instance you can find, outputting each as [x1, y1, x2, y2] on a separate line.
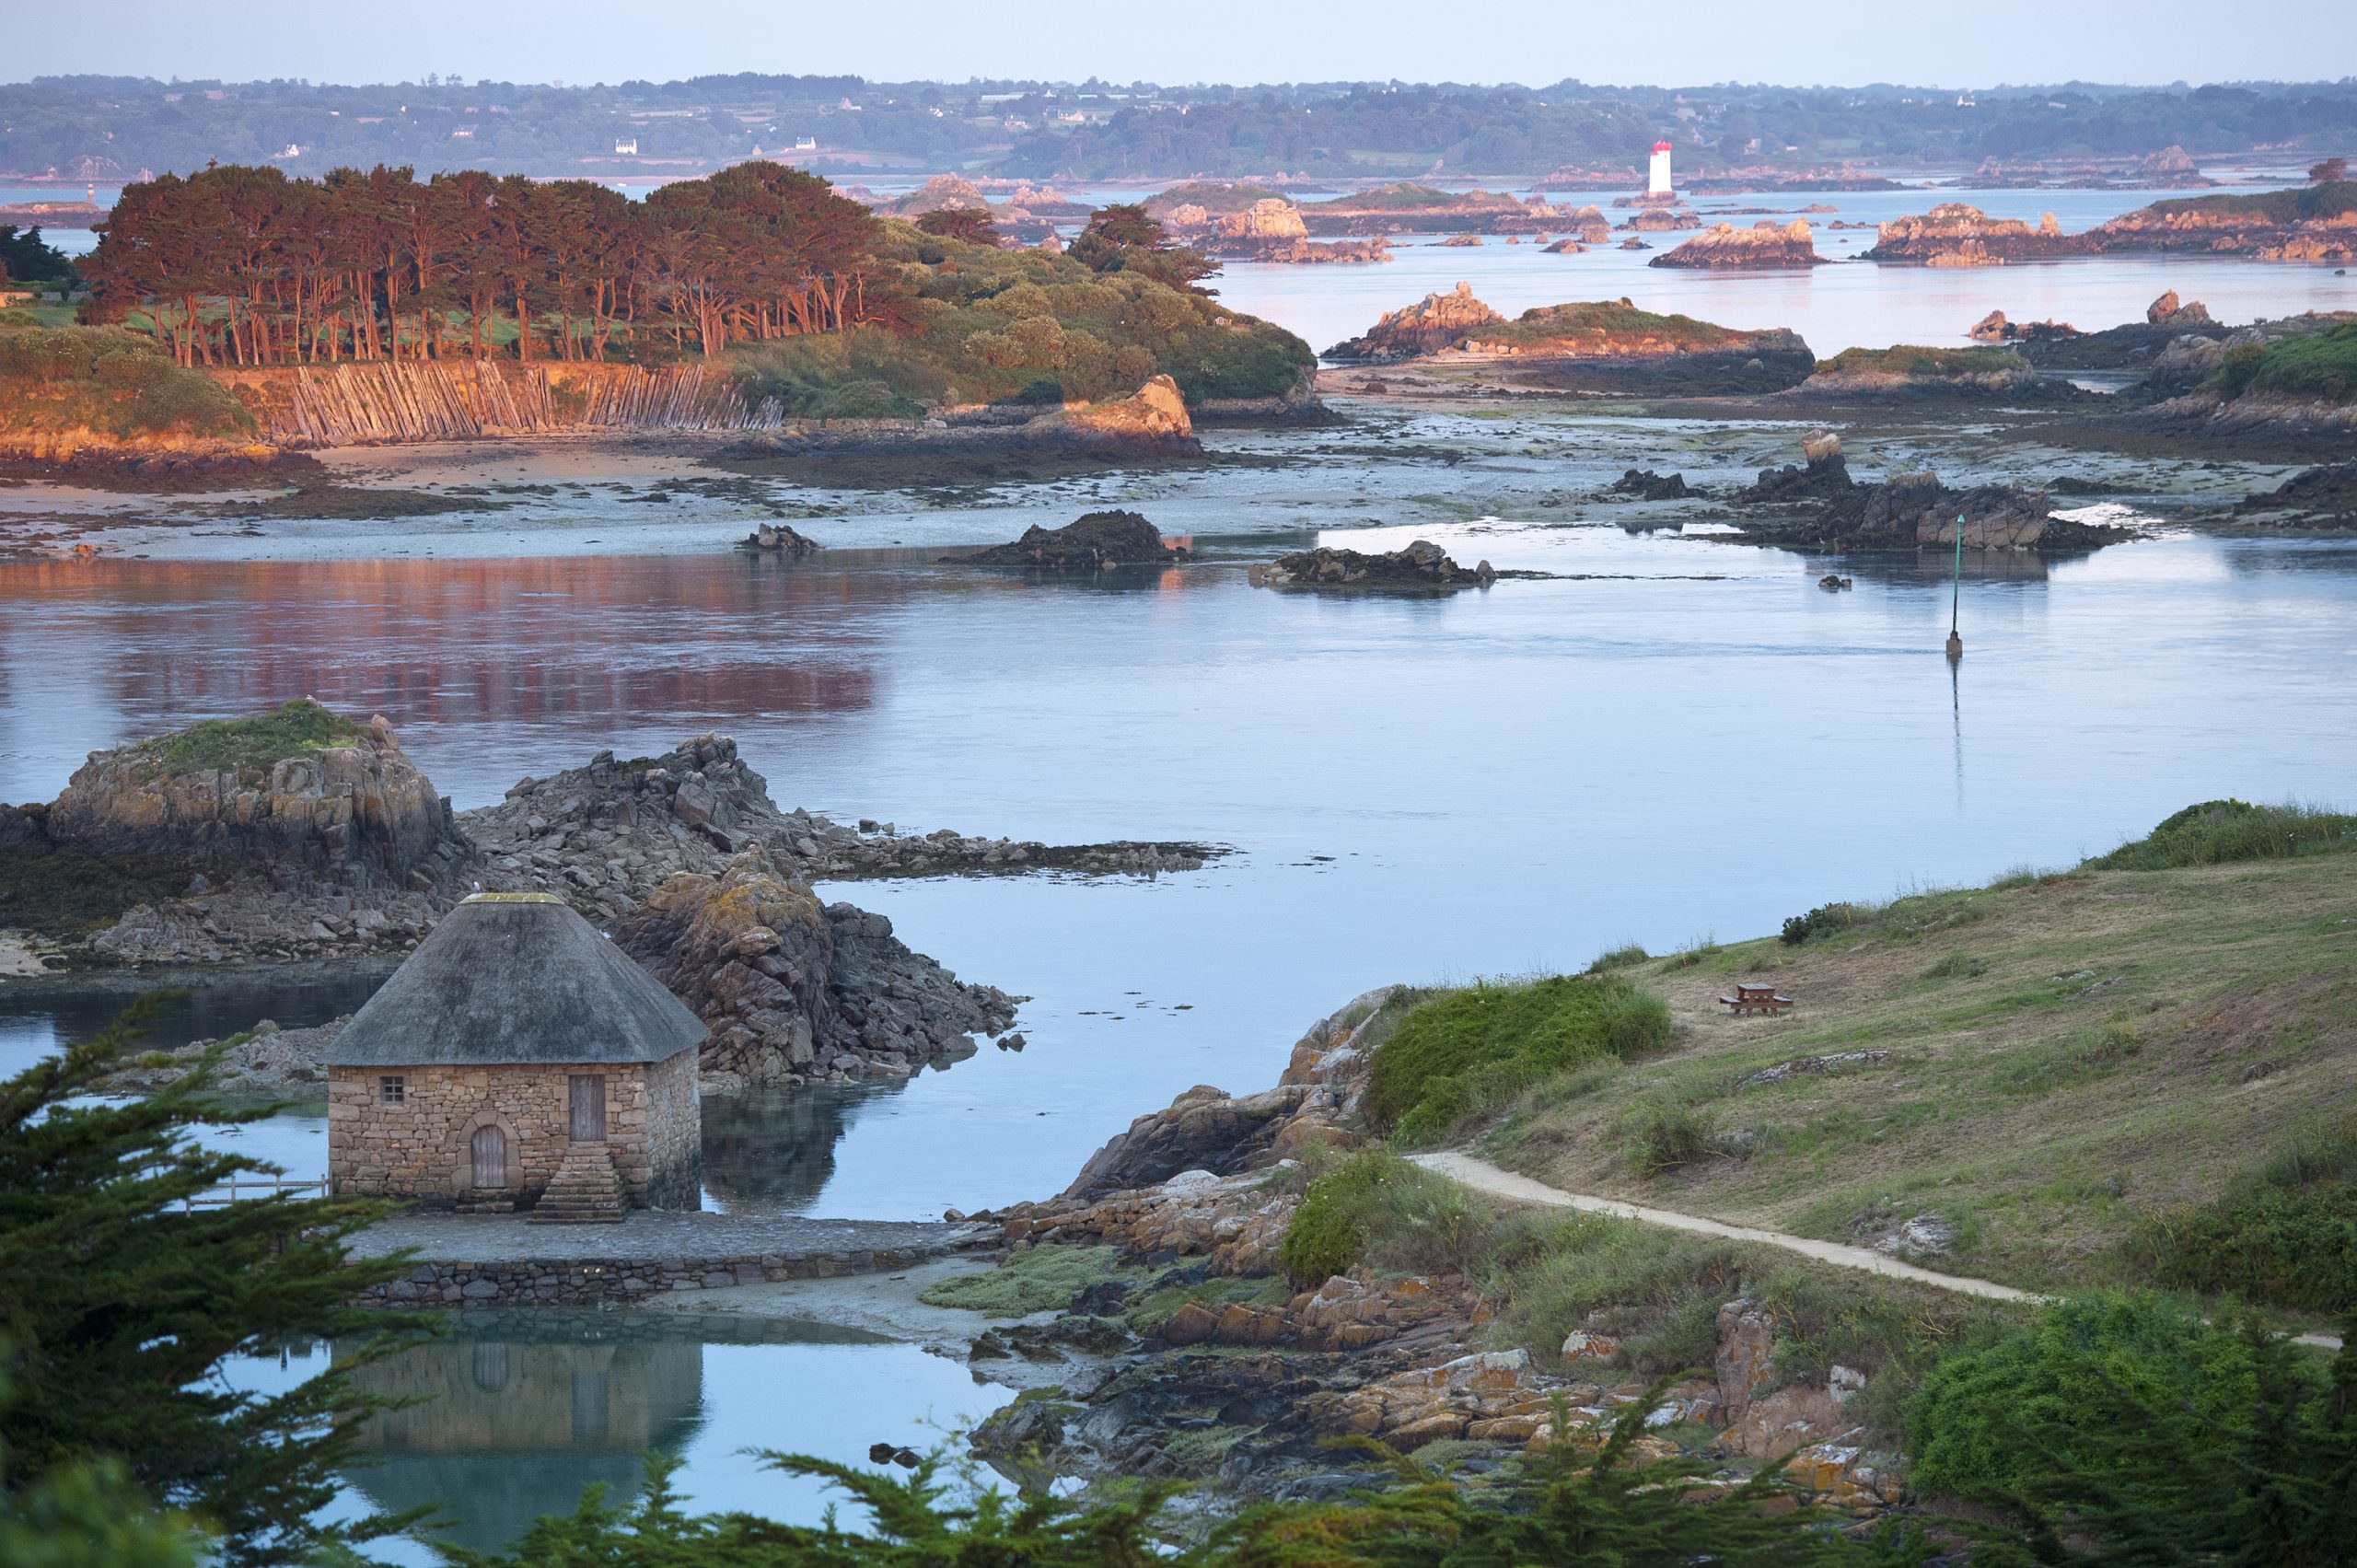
[1475, 300, 1787, 351]
[1473, 850, 2357, 1306]
[2135, 180, 2357, 225]
[2214, 319, 2357, 405]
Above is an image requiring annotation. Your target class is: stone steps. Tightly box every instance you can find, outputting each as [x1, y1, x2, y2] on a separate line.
[527, 1140, 626, 1224]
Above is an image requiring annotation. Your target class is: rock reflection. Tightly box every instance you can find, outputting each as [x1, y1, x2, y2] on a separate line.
[701, 1081, 888, 1212]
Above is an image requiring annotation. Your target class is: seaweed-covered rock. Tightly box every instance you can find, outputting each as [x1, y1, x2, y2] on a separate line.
[951, 509, 1187, 571]
[1248, 540, 1495, 591]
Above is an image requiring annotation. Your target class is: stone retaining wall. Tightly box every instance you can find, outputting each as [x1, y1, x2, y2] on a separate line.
[356, 1243, 946, 1307]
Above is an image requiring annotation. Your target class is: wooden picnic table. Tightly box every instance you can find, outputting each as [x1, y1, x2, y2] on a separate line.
[1720, 981, 1795, 1016]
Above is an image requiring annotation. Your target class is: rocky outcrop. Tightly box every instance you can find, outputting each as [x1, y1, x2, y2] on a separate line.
[1968, 310, 2083, 346]
[2237, 461, 2357, 529]
[1649, 219, 1829, 269]
[1731, 442, 2131, 552]
[2146, 290, 2214, 328]
[615, 854, 1019, 1089]
[42, 703, 466, 889]
[2092, 188, 2357, 262]
[1324, 283, 1506, 362]
[1021, 375, 1197, 448]
[1791, 346, 2072, 401]
[1862, 204, 2074, 265]
[14, 720, 1216, 969]
[1248, 540, 1494, 591]
[463, 734, 1219, 921]
[737, 522, 823, 557]
[99, 1016, 348, 1099]
[1060, 1085, 1325, 1201]
[949, 508, 1189, 571]
[1607, 469, 1696, 500]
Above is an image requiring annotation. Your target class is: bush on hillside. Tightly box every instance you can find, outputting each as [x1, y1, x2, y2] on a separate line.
[1364, 975, 1670, 1145]
[2133, 1122, 2357, 1312]
[1277, 1149, 1489, 1288]
[1781, 901, 1860, 944]
[2212, 319, 2357, 405]
[0, 324, 256, 442]
[2085, 798, 2357, 870]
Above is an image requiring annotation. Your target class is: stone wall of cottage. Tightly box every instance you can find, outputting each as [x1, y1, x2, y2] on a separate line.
[641, 1049, 701, 1210]
[328, 1054, 700, 1211]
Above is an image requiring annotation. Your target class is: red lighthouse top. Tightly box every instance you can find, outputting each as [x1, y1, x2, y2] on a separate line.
[1652, 141, 1673, 153]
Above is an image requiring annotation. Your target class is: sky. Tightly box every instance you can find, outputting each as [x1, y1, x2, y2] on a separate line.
[7, 0, 2353, 89]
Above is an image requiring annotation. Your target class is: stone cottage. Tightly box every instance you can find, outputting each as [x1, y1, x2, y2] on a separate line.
[327, 892, 703, 1219]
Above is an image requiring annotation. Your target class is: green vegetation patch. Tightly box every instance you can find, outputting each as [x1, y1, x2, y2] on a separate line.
[1480, 299, 1763, 350]
[2084, 798, 2357, 870]
[0, 325, 256, 445]
[918, 1244, 1126, 1317]
[2213, 319, 2357, 406]
[1364, 975, 1670, 1146]
[138, 699, 369, 777]
[2142, 180, 2357, 226]
[1817, 344, 2029, 377]
[726, 221, 1312, 414]
[1316, 182, 1524, 211]
[1278, 1149, 1491, 1287]
[2133, 1122, 2357, 1313]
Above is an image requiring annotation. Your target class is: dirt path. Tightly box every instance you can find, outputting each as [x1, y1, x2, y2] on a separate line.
[1411, 1151, 2343, 1352]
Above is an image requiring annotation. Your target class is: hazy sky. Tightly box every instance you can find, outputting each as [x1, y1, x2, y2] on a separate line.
[10, 0, 2352, 88]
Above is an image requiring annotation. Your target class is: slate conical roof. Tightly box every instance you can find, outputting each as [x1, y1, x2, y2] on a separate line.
[329, 893, 705, 1068]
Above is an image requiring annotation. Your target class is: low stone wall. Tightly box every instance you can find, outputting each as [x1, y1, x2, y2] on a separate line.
[358, 1241, 950, 1307]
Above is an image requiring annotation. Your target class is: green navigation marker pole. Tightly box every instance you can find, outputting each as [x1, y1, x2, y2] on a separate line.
[1945, 514, 1965, 661]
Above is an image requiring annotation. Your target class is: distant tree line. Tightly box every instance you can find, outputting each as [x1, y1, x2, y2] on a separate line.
[8, 75, 2357, 184]
[79, 162, 890, 367]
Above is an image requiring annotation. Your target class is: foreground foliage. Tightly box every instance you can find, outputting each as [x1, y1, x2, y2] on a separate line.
[1909, 1292, 2357, 1567]
[456, 1394, 1928, 1567]
[0, 1002, 421, 1566]
[2137, 1122, 2357, 1313]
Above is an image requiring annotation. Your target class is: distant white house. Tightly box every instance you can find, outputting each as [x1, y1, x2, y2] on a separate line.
[277, 142, 302, 159]
[794, 135, 818, 151]
[613, 137, 638, 155]
[451, 126, 475, 139]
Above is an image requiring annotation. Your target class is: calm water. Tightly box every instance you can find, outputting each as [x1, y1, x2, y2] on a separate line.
[226, 1314, 1009, 1562]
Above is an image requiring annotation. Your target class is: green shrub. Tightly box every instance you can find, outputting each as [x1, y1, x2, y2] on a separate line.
[1587, 943, 1650, 972]
[2133, 1121, 2357, 1312]
[1277, 1149, 1489, 1288]
[1922, 953, 1987, 980]
[1622, 1098, 1719, 1177]
[2214, 319, 2357, 404]
[1780, 901, 1859, 945]
[2085, 798, 2357, 871]
[1364, 975, 1669, 1146]
[1819, 344, 2026, 377]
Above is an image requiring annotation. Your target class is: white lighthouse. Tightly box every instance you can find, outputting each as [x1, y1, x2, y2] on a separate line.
[1647, 140, 1674, 198]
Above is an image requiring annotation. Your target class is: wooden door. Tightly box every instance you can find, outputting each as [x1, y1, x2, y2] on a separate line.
[470, 1124, 505, 1188]
[569, 1074, 606, 1142]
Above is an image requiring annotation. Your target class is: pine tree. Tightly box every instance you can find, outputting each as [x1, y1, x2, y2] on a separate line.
[0, 999, 427, 1566]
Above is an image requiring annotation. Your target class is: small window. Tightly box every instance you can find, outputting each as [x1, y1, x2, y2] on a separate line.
[378, 1075, 405, 1105]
